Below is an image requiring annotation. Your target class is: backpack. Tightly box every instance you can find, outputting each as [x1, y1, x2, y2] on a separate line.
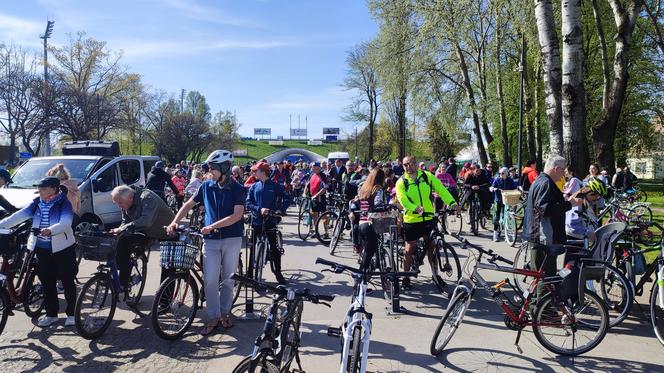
[399, 171, 434, 205]
[519, 171, 532, 191]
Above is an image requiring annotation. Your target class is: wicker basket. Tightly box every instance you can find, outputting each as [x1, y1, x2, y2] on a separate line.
[368, 211, 399, 234]
[502, 190, 522, 207]
[160, 242, 199, 270]
[76, 233, 120, 262]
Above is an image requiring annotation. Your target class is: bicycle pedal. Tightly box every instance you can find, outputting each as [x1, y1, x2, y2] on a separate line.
[327, 326, 342, 338]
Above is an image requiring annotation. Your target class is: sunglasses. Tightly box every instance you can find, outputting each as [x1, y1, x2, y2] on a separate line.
[207, 162, 231, 174]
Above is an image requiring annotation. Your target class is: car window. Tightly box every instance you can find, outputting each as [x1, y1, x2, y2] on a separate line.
[95, 165, 118, 193]
[118, 159, 141, 185]
[143, 159, 158, 179]
[10, 158, 98, 188]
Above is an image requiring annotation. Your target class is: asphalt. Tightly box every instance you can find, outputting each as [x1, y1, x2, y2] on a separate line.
[0, 207, 662, 372]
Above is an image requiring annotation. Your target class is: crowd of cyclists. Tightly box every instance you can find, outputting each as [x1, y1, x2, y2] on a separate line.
[0, 146, 661, 369]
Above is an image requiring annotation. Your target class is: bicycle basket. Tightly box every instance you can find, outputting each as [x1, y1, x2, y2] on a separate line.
[160, 241, 198, 270]
[368, 211, 398, 234]
[502, 190, 522, 207]
[76, 233, 119, 261]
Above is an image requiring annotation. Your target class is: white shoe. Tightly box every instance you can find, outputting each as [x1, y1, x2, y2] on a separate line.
[493, 231, 499, 242]
[65, 316, 75, 327]
[37, 316, 59, 327]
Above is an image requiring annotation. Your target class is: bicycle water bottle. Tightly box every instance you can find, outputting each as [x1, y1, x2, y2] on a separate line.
[658, 265, 664, 309]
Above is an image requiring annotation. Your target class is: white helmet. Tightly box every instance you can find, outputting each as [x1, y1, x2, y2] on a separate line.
[205, 149, 233, 165]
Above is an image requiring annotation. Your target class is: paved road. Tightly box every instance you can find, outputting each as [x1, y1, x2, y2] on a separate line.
[0, 208, 662, 372]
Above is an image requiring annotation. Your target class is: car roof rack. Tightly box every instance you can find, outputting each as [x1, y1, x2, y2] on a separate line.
[62, 141, 120, 157]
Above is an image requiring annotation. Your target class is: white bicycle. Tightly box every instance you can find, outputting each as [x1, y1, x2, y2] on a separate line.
[316, 257, 416, 373]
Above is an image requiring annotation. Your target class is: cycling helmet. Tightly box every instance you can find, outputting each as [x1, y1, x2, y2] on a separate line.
[205, 149, 234, 165]
[587, 177, 608, 197]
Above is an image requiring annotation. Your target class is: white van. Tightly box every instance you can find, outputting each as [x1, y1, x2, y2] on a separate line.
[327, 151, 350, 164]
[0, 141, 160, 230]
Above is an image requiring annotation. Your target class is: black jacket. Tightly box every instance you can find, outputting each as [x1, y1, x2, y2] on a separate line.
[145, 167, 179, 198]
[522, 173, 571, 245]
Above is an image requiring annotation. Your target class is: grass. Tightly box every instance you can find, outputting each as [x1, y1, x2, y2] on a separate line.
[634, 180, 664, 263]
[233, 139, 341, 163]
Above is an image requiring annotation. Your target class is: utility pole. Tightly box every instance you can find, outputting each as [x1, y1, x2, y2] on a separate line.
[289, 114, 292, 140]
[517, 33, 525, 176]
[180, 89, 185, 113]
[96, 94, 101, 140]
[40, 20, 54, 156]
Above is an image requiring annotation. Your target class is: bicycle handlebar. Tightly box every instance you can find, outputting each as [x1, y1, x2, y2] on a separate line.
[230, 273, 335, 303]
[449, 233, 514, 266]
[315, 257, 418, 279]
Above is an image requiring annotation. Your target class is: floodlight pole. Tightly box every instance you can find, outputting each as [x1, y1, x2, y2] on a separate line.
[40, 20, 54, 156]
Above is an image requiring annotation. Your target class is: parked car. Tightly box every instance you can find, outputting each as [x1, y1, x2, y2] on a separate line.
[0, 141, 160, 231]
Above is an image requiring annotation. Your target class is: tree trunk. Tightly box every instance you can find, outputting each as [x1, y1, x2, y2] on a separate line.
[398, 93, 407, 160]
[561, 0, 589, 174]
[476, 47, 494, 146]
[523, 41, 537, 163]
[644, 0, 664, 55]
[591, 0, 610, 110]
[535, 63, 544, 170]
[495, 14, 510, 166]
[534, 0, 563, 156]
[454, 41, 488, 165]
[592, 0, 643, 174]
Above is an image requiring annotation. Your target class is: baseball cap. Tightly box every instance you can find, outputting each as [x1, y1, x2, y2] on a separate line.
[251, 162, 271, 173]
[36, 176, 60, 189]
[155, 161, 165, 169]
[312, 162, 321, 168]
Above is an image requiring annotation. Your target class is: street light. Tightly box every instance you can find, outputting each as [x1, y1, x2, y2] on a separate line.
[40, 20, 54, 156]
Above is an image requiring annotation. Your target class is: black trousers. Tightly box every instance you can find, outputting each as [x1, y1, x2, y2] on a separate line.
[359, 223, 379, 271]
[36, 245, 77, 317]
[117, 234, 173, 289]
[252, 224, 282, 276]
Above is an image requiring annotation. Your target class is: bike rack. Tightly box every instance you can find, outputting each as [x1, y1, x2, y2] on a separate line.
[237, 243, 261, 320]
[386, 276, 409, 315]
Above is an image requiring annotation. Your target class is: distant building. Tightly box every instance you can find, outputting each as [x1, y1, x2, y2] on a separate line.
[626, 117, 664, 180]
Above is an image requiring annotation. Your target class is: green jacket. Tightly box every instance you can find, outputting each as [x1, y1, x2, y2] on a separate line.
[120, 188, 175, 240]
[395, 170, 456, 224]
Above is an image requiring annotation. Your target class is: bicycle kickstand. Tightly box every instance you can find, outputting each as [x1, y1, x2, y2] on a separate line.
[514, 328, 524, 354]
[292, 352, 305, 373]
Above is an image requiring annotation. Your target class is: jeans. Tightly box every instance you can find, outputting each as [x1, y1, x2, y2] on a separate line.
[202, 237, 242, 319]
[36, 245, 78, 317]
[493, 202, 504, 231]
[359, 223, 378, 271]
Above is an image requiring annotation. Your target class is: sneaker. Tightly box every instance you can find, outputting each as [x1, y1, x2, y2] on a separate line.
[37, 316, 59, 327]
[433, 275, 447, 291]
[56, 280, 64, 294]
[65, 316, 75, 327]
[493, 231, 499, 242]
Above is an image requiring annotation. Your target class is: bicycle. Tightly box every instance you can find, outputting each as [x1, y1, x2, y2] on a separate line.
[0, 225, 46, 335]
[73, 227, 150, 339]
[297, 196, 314, 241]
[247, 211, 284, 285]
[318, 194, 352, 254]
[438, 202, 463, 236]
[392, 212, 461, 293]
[317, 257, 417, 373]
[648, 224, 664, 346]
[231, 274, 334, 373]
[151, 225, 244, 340]
[430, 233, 609, 357]
[464, 187, 489, 236]
[498, 189, 525, 247]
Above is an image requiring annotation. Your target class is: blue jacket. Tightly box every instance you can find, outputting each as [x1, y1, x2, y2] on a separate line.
[246, 179, 290, 226]
[0, 192, 75, 253]
[491, 177, 517, 202]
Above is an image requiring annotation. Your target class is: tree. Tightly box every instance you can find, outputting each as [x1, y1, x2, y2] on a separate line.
[534, 0, 564, 156]
[185, 90, 211, 122]
[342, 42, 380, 160]
[208, 110, 240, 161]
[561, 0, 589, 174]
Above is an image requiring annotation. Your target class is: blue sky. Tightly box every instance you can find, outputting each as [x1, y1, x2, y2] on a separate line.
[0, 0, 377, 138]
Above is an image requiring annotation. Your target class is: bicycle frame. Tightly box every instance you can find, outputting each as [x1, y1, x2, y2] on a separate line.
[1, 249, 38, 305]
[339, 278, 372, 373]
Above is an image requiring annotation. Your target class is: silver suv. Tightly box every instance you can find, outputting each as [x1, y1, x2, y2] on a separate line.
[0, 155, 160, 230]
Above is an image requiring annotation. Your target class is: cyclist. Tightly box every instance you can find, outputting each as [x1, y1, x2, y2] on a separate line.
[0, 177, 77, 327]
[145, 161, 180, 202]
[519, 159, 539, 192]
[171, 169, 187, 210]
[395, 156, 456, 290]
[110, 185, 175, 299]
[303, 162, 328, 239]
[246, 161, 290, 284]
[566, 177, 607, 241]
[489, 167, 517, 241]
[167, 150, 244, 336]
[461, 164, 491, 222]
[351, 168, 387, 270]
[328, 159, 346, 194]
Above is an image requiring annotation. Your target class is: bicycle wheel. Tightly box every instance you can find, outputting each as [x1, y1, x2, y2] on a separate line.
[514, 203, 525, 231]
[126, 253, 148, 307]
[627, 204, 653, 224]
[430, 289, 471, 355]
[596, 264, 633, 327]
[377, 247, 396, 302]
[281, 300, 304, 371]
[0, 289, 9, 336]
[504, 210, 518, 247]
[532, 291, 609, 356]
[232, 255, 244, 306]
[348, 325, 363, 373]
[636, 188, 648, 203]
[470, 201, 479, 236]
[232, 355, 280, 373]
[75, 273, 117, 340]
[255, 240, 268, 283]
[650, 280, 664, 346]
[23, 270, 45, 318]
[512, 243, 531, 295]
[316, 211, 337, 246]
[436, 239, 462, 284]
[297, 208, 312, 241]
[151, 273, 199, 340]
[443, 209, 463, 236]
[329, 214, 345, 255]
[636, 224, 663, 247]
